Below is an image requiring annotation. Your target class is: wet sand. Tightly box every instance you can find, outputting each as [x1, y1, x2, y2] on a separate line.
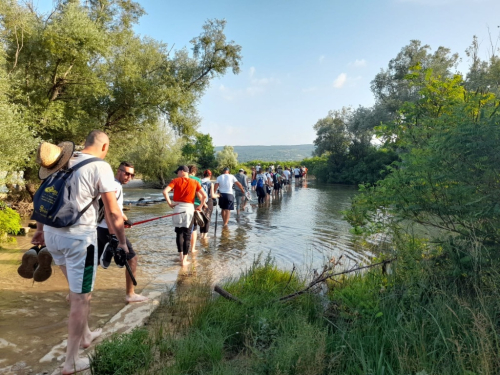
[0, 234, 171, 375]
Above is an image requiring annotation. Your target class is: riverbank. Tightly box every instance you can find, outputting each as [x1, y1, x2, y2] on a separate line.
[90, 248, 500, 375]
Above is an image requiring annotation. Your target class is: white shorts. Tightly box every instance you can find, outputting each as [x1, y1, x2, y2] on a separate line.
[44, 231, 97, 294]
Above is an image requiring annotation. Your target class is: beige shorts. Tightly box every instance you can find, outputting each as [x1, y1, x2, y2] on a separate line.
[44, 232, 97, 294]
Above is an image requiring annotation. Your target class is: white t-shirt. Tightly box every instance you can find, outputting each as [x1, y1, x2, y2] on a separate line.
[97, 179, 123, 229]
[294, 168, 301, 176]
[44, 152, 115, 239]
[216, 173, 238, 194]
[283, 170, 291, 180]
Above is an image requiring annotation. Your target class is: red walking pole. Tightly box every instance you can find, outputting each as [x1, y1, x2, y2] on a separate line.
[127, 211, 185, 227]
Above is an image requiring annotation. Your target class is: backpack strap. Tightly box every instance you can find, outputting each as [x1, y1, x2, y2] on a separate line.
[69, 157, 106, 222]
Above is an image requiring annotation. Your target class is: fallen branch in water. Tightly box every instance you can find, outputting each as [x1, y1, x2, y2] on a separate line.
[213, 257, 396, 304]
[279, 258, 396, 302]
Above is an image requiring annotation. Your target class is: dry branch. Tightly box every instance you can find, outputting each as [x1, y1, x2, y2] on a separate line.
[213, 258, 396, 304]
[214, 285, 243, 304]
[279, 258, 395, 302]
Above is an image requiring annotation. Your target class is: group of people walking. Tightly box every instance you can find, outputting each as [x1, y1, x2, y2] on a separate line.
[22, 128, 310, 373]
[250, 165, 307, 204]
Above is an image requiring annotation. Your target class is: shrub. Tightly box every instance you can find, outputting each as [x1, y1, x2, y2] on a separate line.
[0, 201, 21, 243]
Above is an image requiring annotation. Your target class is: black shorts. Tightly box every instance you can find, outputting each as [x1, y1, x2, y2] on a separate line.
[219, 193, 234, 210]
[274, 183, 280, 190]
[97, 226, 136, 263]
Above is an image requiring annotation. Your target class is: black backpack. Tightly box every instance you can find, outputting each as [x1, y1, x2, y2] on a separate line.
[272, 173, 279, 184]
[32, 157, 103, 228]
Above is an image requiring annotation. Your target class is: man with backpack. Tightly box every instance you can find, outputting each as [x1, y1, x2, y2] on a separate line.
[31, 130, 127, 375]
[234, 168, 248, 215]
[97, 161, 147, 303]
[255, 168, 268, 204]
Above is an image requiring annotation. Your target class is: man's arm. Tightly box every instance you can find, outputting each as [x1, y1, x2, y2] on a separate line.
[214, 183, 219, 193]
[101, 192, 129, 253]
[162, 185, 176, 208]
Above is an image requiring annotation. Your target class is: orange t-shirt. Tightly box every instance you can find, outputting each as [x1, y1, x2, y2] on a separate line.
[168, 177, 202, 204]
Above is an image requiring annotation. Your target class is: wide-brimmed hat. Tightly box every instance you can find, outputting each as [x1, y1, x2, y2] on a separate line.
[36, 141, 75, 180]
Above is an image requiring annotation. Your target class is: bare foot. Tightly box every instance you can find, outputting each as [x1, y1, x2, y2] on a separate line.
[80, 328, 102, 349]
[181, 260, 191, 266]
[62, 357, 90, 375]
[125, 294, 149, 303]
[65, 293, 70, 303]
[191, 248, 198, 253]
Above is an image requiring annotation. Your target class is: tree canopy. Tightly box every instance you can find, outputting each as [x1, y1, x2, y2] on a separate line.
[0, 0, 242, 185]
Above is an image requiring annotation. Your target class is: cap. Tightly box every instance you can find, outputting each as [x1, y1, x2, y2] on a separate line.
[174, 165, 189, 174]
[239, 168, 244, 172]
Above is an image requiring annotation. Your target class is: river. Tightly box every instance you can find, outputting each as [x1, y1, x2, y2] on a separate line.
[0, 179, 373, 374]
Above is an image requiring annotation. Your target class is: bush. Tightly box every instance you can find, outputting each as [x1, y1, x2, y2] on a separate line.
[0, 201, 21, 243]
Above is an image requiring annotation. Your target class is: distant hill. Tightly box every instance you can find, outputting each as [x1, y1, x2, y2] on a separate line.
[215, 144, 314, 163]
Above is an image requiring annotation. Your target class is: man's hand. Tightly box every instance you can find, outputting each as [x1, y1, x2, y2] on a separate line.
[168, 202, 178, 209]
[195, 205, 203, 211]
[31, 230, 45, 246]
[119, 242, 129, 254]
[124, 219, 133, 228]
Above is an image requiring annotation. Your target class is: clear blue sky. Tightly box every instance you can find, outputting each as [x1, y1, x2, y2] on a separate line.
[37, 0, 500, 146]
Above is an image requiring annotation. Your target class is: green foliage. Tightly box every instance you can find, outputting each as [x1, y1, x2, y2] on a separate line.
[90, 328, 153, 375]
[115, 121, 184, 187]
[181, 133, 217, 170]
[0, 201, 21, 243]
[0, 1, 242, 187]
[216, 145, 239, 171]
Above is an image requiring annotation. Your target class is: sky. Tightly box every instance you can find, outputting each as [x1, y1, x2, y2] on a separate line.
[37, 0, 500, 146]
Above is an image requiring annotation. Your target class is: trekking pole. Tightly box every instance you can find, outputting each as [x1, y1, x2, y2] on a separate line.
[129, 211, 185, 227]
[124, 259, 137, 286]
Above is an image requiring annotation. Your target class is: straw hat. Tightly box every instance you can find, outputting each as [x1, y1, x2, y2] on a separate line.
[36, 141, 75, 180]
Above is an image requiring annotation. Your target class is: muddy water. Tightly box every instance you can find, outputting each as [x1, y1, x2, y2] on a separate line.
[0, 179, 368, 374]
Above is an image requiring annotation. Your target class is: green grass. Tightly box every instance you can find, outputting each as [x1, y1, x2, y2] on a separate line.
[90, 253, 500, 375]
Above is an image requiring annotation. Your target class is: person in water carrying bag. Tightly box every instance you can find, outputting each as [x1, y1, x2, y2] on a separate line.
[30, 131, 128, 375]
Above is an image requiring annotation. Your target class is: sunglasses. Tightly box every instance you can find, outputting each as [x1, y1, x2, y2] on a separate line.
[119, 168, 135, 178]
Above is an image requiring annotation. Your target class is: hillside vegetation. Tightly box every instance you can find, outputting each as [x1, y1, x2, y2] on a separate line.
[214, 144, 313, 162]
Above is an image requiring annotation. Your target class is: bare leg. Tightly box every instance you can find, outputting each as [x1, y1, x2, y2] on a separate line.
[125, 257, 148, 303]
[190, 230, 198, 253]
[62, 292, 91, 374]
[222, 210, 230, 226]
[181, 253, 190, 266]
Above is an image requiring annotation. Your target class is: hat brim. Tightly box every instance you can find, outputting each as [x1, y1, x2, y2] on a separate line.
[38, 141, 75, 180]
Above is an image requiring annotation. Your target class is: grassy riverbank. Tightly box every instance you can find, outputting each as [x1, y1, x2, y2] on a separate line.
[89, 247, 500, 375]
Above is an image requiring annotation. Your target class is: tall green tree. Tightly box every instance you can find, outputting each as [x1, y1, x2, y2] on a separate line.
[216, 145, 238, 171]
[0, 0, 242, 187]
[182, 133, 216, 170]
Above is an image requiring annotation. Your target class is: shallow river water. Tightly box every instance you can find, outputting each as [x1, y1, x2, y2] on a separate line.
[0, 179, 373, 374]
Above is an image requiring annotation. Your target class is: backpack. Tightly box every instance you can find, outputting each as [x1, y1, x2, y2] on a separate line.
[201, 180, 212, 201]
[31, 157, 103, 228]
[257, 176, 264, 188]
[272, 173, 279, 184]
